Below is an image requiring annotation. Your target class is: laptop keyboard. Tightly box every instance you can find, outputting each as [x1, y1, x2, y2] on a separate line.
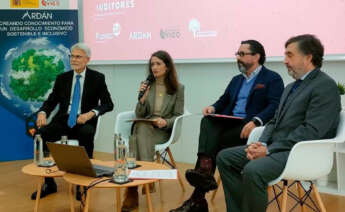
[93, 164, 114, 176]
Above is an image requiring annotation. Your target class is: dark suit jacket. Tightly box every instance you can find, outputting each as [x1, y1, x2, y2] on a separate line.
[212, 66, 284, 124]
[260, 69, 341, 153]
[39, 67, 114, 127]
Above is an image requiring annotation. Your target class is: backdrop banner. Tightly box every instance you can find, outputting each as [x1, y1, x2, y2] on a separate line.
[0, 9, 78, 161]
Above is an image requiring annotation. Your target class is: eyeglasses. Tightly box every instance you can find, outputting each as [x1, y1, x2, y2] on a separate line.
[69, 54, 86, 60]
[235, 51, 255, 57]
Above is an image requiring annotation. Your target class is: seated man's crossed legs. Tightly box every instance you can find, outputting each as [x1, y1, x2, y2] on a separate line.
[170, 116, 246, 212]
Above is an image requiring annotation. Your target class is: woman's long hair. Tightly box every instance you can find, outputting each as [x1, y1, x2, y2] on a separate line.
[148, 50, 179, 95]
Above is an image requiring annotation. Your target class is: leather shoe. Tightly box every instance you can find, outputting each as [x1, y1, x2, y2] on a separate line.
[170, 197, 208, 212]
[31, 182, 57, 200]
[121, 187, 139, 212]
[185, 169, 217, 191]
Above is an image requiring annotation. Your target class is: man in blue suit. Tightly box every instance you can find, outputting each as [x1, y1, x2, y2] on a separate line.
[170, 40, 284, 212]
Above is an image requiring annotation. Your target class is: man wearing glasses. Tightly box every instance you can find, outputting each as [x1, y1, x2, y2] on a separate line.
[31, 43, 114, 200]
[170, 40, 284, 212]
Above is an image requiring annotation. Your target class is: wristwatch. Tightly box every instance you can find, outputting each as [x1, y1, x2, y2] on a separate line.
[252, 118, 261, 126]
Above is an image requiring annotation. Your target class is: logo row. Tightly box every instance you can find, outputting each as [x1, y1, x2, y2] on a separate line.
[96, 19, 217, 41]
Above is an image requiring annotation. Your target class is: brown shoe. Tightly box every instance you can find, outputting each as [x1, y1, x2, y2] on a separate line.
[121, 187, 138, 212]
[142, 183, 156, 195]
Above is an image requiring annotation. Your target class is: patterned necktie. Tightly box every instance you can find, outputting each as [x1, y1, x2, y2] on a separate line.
[68, 74, 81, 128]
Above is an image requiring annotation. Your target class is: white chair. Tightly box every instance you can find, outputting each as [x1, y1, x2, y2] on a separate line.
[114, 109, 190, 192]
[213, 111, 345, 212]
[264, 111, 345, 212]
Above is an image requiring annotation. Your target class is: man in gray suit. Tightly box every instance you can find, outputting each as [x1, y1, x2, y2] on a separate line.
[216, 34, 341, 212]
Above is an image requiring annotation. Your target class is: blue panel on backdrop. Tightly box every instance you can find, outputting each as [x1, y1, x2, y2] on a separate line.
[0, 106, 33, 161]
[0, 10, 78, 161]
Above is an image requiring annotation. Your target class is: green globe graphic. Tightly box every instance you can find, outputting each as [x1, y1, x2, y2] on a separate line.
[9, 49, 64, 102]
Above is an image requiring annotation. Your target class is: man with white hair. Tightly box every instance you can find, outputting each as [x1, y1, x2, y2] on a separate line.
[31, 42, 114, 200]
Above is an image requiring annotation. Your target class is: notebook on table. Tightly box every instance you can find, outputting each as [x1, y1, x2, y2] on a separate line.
[47, 142, 113, 178]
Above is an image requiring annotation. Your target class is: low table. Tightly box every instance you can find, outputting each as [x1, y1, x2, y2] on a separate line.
[64, 160, 170, 212]
[22, 162, 65, 212]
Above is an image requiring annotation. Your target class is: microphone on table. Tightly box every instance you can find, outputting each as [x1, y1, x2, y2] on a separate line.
[138, 74, 155, 100]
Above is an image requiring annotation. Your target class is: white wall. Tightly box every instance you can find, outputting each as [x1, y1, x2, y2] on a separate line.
[91, 60, 345, 164]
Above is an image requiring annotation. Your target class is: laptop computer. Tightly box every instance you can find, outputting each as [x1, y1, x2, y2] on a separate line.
[47, 142, 113, 178]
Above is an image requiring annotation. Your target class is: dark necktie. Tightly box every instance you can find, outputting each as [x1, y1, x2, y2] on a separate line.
[290, 79, 302, 95]
[280, 80, 303, 111]
[68, 74, 81, 128]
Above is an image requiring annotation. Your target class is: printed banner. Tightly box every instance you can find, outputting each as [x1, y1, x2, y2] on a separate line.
[0, 9, 78, 161]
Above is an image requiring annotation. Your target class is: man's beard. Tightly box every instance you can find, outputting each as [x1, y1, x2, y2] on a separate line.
[237, 61, 251, 74]
[287, 67, 297, 79]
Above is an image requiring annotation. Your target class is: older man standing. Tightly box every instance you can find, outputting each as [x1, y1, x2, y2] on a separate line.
[31, 43, 114, 200]
[217, 34, 341, 212]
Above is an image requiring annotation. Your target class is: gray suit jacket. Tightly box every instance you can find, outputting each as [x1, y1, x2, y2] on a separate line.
[260, 69, 341, 154]
[135, 82, 184, 129]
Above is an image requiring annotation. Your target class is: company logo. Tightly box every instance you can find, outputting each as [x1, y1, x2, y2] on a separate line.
[189, 18, 217, 38]
[113, 23, 121, 37]
[96, 22, 121, 41]
[41, 0, 60, 7]
[97, 0, 135, 12]
[160, 28, 181, 39]
[22, 11, 53, 20]
[129, 32, 151, 40]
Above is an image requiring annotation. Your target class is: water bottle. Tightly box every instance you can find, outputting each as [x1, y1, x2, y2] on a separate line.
[61, 135, 68, 145]
[113, 133, 129, 183]
[33, 134, 43, 165]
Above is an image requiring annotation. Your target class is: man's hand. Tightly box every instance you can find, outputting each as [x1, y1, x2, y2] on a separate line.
[245, 142, 268, 160]
[36, 112, 47, 128]
[202, 106, 215, 116]
[77, 111, 95, 124]
[240, 121, 256, 139]
[153, 117, 167, 128]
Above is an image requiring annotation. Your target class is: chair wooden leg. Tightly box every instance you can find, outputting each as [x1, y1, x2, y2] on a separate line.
[311, 183, 327, 212]
[281, 183, 288, 212]
[211, 175, 222, 201]
[156, 152, 161, 163]
[297, 182, 306, 212]
[166, 147, 185, 192]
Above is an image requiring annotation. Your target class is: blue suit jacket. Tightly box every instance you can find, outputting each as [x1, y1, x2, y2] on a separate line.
[212, 66, 284, 124]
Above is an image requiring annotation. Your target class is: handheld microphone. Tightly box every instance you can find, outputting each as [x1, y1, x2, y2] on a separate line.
[138, 74, 155, 100]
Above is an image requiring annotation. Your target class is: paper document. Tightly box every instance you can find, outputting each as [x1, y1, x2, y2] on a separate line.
[129, 169, 177, 180]
[126, 118, 155, 122]
[207, 114, 244, 120]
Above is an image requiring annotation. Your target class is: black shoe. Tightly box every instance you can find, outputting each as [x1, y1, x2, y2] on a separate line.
[185, 169, 217, 192]
[31, 183, 57, 200]
[170, 198, 208, 212]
